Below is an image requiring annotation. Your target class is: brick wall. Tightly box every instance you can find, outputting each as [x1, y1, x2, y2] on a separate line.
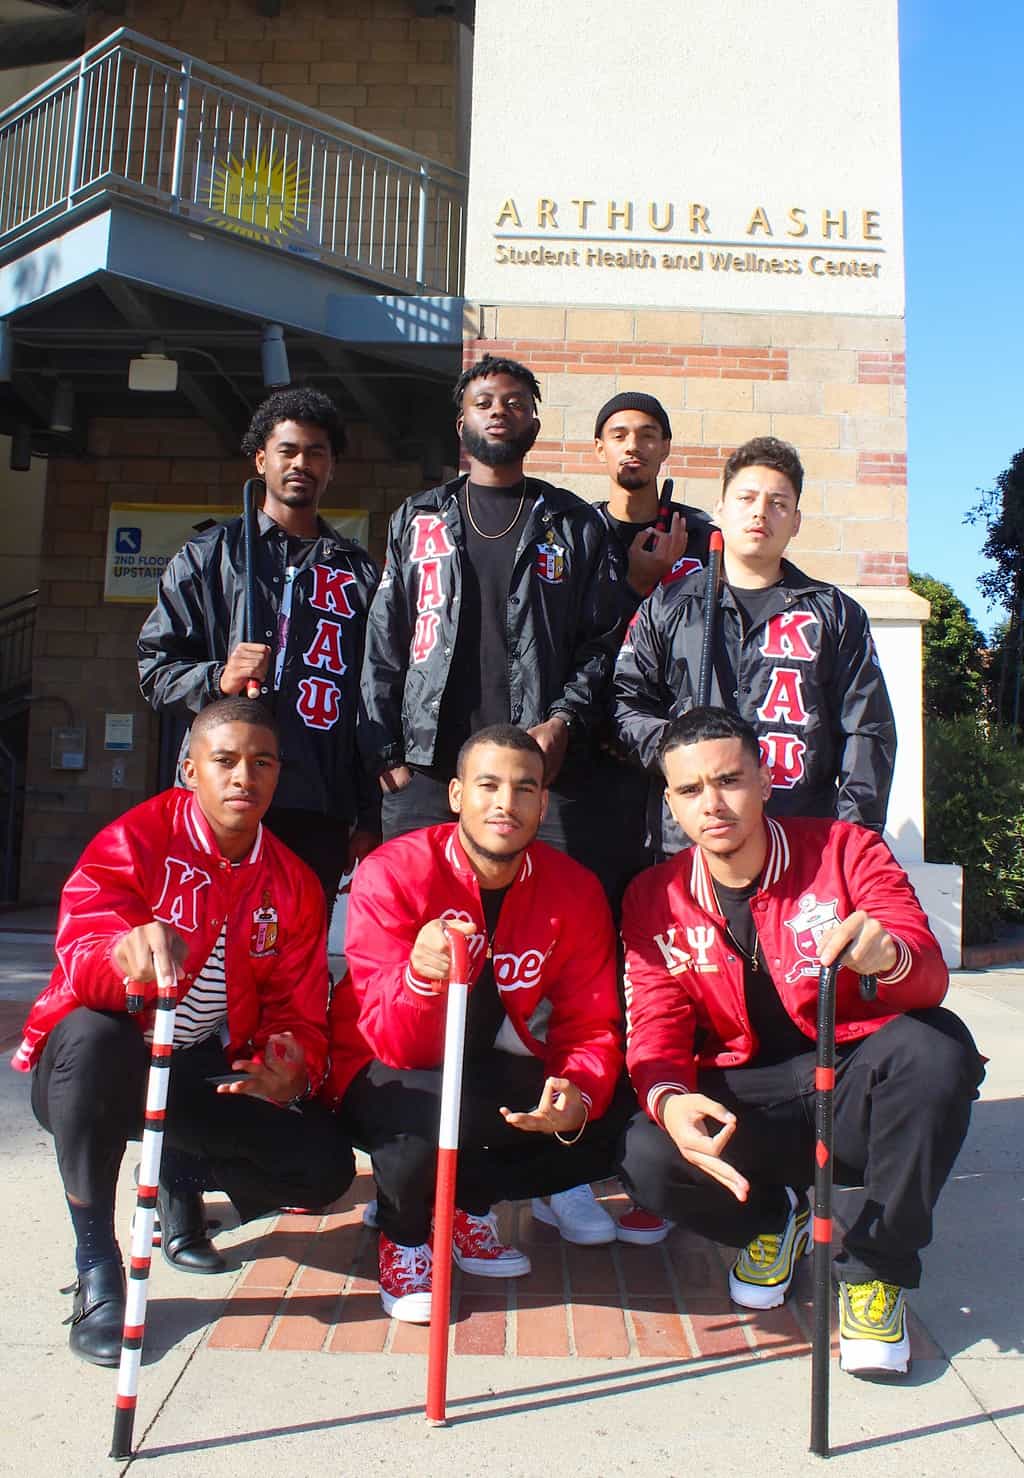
[466, 306, 908, 590]
[21, 416, 424, 900]
[88, 0, 459, 166]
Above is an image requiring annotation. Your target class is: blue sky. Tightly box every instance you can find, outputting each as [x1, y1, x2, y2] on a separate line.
[901, 1, 1024, 636]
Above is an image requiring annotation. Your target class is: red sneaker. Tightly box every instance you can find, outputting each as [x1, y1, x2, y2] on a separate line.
[450, 1209, 531, 1278]
[617, 1205, 673, 1245]
[378, 1235, 432, 1322]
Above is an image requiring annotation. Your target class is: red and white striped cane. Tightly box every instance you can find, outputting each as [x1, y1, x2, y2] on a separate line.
[110, 963, 178, 1460]
[425, 926, 471, 1427]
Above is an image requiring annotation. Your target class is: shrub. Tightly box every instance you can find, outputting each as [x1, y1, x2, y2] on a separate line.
[924, 716, 1024, 944]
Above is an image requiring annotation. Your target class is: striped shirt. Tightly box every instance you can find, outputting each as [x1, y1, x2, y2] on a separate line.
[145, 925, 229, 1050]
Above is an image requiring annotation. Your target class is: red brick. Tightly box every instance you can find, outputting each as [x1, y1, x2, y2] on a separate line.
[391, 1317, 431, 1355]
[572, 1298, 630, 1357]
[516, 1296, 571, 1356]
[327, 1290, 390, 1352]
[744, 1301, 809, 1356]
[207, 1297, 279, 1350]
[268, 1294, 338, 1350]
[453, 1293, 508, 1355]
[668, 1237, 729, 1297]
[685, 1300, 755, 1359]
[631, 1304, 692, 1359]
[617, 1245, 675, 1298]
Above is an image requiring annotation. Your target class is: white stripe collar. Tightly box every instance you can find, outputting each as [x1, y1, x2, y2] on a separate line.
[444, 824, 533, 885]
[187, 795, 263, 866]
[691, 816, 791, 912]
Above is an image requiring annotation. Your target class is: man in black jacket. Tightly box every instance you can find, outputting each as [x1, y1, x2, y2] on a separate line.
[360, 354, 632, 855]
[614, 435, 896, 852]
[138, 388, 379, 900]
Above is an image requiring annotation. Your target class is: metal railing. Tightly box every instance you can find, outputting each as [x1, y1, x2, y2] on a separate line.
[0, 590, 37, 702]
[0, 28, 466, 294]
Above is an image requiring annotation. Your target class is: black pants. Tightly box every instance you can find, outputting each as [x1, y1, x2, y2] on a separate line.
[381, 761, 651, 919]
[341, 1052, 637, 1246]
[32, 1009, 354, 1226]
[618, 1008, 984, 1288]
[264, 806, 349, 904]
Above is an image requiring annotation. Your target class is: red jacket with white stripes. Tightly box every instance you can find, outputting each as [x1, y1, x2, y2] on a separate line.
[336, 824, 623, 1116]
[621, 815, 948, 1122]
[12, 788, 330, 1085]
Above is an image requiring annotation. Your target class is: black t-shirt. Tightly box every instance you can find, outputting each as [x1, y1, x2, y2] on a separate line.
[713, 876, 811, 1066]
[465, 884, 511, 1057]
[435, 480, 532, 770]
[728, 578, 785, 636]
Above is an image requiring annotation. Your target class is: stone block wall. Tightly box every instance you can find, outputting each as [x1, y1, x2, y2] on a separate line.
[87, 0, 459, 166]
[20, 415, 424, 900]
[466, 305, 907, 590]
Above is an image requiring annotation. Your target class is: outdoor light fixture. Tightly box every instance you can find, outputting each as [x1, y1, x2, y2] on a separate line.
[10, 423, 31, 471]
[261, 323, 290, 387]
[50, 379, 74, 434]
[129, 341, 179, 393]
[0, 319, 11, 382]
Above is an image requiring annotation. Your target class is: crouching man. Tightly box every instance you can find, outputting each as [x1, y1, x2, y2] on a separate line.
[618, 707, 984, 1376]
[329, 724, 630, 1322]
[12, 697, 354, 1365]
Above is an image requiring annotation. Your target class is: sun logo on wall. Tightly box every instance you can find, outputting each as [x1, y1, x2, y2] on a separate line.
[207, 147, 309, 244]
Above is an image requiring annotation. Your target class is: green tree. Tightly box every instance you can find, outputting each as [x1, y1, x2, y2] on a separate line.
[908, 572, 986, 719]
[967, 448, 1024, 726]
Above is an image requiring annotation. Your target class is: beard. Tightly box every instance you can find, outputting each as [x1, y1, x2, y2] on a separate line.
[615, 463, 653, 492]
[461, 420, 539, 468]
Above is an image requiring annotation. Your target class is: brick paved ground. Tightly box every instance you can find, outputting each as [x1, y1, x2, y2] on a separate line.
[206, 1172, 941, 1364]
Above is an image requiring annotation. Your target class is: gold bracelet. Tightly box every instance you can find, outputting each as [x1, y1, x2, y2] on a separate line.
[554, 1101, 589, 1146]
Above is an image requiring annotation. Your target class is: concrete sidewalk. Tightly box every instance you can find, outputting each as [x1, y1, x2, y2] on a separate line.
[1, 941, 1021, 1477]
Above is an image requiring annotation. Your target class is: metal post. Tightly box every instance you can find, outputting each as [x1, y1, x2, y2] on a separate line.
[169, 56, 192, 210]
[415, 162, 428, 289]
[66, 53, 90, 207]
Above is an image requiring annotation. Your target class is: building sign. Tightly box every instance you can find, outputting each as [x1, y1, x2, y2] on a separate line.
[491, 197, 885, 282]
[104, 502, 371, 605]
[464, 0, 905, 316]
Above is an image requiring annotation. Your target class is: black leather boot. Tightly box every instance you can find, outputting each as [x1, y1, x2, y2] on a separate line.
[156, 1184, 226, 1274]
[65, 1260, 126, 1366]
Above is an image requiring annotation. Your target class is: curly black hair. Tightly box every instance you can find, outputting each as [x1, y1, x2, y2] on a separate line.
[452, 355, 542, 410]
[241, 388, 347, 458]
[722, 436, 803, 501]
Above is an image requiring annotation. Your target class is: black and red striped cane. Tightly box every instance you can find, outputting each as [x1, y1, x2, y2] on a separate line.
[425, 927, 471, 1427]
[653, 477, 675, 534]
[110, 964, 179, 1460]
[810, 964, 877, 1459]
[696, 529, 725, 707]
[242, 477, 262, 699]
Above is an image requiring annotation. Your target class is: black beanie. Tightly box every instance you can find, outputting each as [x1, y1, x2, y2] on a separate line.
[594, 392, 672, 440]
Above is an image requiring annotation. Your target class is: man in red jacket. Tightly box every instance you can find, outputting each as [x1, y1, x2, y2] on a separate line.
[619, 707, 983, 1376]
[334, 724, 629, 1322]
[14, 697, 353, 1366]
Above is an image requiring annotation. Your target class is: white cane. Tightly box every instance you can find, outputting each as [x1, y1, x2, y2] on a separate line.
[425, 926, 471, 1426]
[110, 962, 178, 1459]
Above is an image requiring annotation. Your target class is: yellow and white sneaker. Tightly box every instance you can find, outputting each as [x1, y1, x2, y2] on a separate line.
[838, 1280, 910, 1375]
[729, 1187, 809, 1309]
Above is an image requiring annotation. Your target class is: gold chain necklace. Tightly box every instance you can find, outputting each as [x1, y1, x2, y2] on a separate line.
[465, 483, 527, 540]
[710, 878, 763, 972]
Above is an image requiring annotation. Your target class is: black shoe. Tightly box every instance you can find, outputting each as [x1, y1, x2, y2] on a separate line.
[64, 1260, 126, 1367]
[156, 1184, 227, 1274]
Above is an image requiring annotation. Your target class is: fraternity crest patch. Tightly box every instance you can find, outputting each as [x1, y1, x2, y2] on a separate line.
[783, 893, 842, 981]
[535, 530, 566, 584]
[250, 890, 279, 957]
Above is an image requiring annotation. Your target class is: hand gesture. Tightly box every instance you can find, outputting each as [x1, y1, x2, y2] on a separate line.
[526, 715, 570, 784]
[499, 1076, 587, 1136]
[218, 1031, 308, 1104]
[662, 1092, 749, 1202]
[627, 514, 689, 597]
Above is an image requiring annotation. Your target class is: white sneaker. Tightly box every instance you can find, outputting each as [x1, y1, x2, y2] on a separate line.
[451, 1208, 531, 1278]
[729, 1187, 810, 1309]
[838, 1280, 911, 1376]
[378, 1236, 432, 1322]
[531, 1185, 617, 1245]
